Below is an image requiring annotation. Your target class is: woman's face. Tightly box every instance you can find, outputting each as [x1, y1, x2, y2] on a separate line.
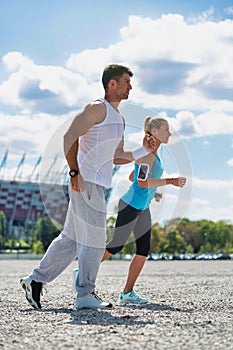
[154, 122, 171, 144]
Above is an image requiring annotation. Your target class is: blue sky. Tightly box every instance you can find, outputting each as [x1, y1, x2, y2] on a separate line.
[0, 0, 233, 225]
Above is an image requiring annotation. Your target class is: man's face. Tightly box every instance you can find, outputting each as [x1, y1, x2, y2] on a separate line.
[114, 73, 132, 100]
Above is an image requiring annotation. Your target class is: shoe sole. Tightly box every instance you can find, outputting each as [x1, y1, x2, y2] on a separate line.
[20, 279, 41, 310]
[119, 300, 148, 304]
[75, 303, 113, 310]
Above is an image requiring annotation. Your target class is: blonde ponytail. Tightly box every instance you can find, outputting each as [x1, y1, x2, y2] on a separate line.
[144, 116, 152, 134]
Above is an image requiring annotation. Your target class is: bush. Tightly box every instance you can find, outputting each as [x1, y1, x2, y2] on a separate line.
[32, 240, 44, 254]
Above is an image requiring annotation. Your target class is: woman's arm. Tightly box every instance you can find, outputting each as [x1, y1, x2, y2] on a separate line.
[138, 177, 186, 188]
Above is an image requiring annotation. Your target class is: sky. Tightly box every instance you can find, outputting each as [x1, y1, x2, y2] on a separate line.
[0, 0, 233, 226]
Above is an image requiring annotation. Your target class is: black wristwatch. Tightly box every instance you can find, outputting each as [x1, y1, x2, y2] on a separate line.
[69, 169, 79, 177]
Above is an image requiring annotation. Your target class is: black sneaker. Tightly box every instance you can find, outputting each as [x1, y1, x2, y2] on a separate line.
[20, 277, 43, 309]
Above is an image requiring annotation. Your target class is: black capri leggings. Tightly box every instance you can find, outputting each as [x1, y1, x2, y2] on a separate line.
[106, 199, 151, 257]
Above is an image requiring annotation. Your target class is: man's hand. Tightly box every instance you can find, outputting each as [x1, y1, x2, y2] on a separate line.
[71, 174, 85, 192]
[143, 134, 157, 152]
[154, 192, 163, 202]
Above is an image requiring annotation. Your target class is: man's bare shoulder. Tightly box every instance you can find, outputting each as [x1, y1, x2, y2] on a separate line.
[84, 100, 105, 111]
[83, 100, 106, 123]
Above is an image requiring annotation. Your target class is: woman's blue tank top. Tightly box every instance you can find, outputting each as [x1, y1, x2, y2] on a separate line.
[121, 155, 163, 210]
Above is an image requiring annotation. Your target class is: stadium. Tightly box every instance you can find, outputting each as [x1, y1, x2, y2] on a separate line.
[0, 150, 118, 239]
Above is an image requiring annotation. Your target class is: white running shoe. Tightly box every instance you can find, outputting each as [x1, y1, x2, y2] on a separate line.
[75, 291, 113, 309]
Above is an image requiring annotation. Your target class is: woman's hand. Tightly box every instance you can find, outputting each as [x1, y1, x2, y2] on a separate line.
[172, 177, 186, 187]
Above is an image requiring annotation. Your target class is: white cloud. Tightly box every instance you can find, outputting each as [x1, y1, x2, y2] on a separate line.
[0, 111, 71, 159]
[63, 14, 233, 113]
[1, 13, 233, 117]
[170, 175, 233, 223]
[227, 158, 233, 166]
[183, 176, 233, 223]
[203, 140, 209, 145]
[186, 203, 233, 223]
[196, 7, 215, 23]
[0, 52, 102, 113]
[162, 110, 233, 138]
[154, 178, 233, 223]
[225, 7, 233, 15]
[191, 110, 233, 137]
[190, 197, 209, 206]
[67, 48, 113, 81]
[2, 52, 32, 71]
[193, 176, 233, 191]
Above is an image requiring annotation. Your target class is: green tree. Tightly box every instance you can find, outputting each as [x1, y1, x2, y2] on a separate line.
[223, 242, 233, 254]
[186, 244, 194, 254]
[150, 223, 164, 253]
[121, 233, 135, 255]
[161, 218, 233, 254]
[32, 240, 45, 254]
[215, 220, 233, 252]
[197, 220, 219, 253]
[167, 218, 201, 253]
[0, 210, 8, 249]
[33, 216, 62, 251]
[106, 215, 116, 242]
[162, 229, 186, 254]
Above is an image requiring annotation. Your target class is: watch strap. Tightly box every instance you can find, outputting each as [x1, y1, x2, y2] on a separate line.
[69, 169, 79, 177]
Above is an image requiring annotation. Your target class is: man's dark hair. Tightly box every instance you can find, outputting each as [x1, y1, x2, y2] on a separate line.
[102, 64, 133, 90]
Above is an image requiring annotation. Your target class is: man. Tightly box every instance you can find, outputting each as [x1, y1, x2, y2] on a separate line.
[20, 64, 156, 310]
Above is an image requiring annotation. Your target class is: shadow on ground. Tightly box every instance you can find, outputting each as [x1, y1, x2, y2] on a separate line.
[19, 302, 196, 326]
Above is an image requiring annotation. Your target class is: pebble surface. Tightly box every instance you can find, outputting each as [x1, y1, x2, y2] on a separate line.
[0, 259, 232, 350]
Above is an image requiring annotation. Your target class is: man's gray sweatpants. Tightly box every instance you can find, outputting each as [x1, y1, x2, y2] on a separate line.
[30, 182, 106, 297]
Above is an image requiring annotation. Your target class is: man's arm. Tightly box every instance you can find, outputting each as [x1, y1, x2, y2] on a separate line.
[113, 134, 157, 164]
[64, 102, 105, 168]
[113, 138, 134, 164]
[64, 102, 106, 192]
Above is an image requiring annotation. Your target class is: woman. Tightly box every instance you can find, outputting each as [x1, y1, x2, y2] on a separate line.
[101, 116, 186, 304]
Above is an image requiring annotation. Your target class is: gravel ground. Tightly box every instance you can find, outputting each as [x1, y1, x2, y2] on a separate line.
[0, 259, 232, 350]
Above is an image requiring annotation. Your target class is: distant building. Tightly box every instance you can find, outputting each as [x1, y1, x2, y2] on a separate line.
[0, 151, 120, 230]
[0, 180, 69, 226]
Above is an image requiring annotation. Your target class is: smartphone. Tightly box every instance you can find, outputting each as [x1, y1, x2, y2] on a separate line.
[137, 163, 149, 181]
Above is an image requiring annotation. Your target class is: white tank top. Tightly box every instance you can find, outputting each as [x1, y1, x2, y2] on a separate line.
[78, 98, 124, 188]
